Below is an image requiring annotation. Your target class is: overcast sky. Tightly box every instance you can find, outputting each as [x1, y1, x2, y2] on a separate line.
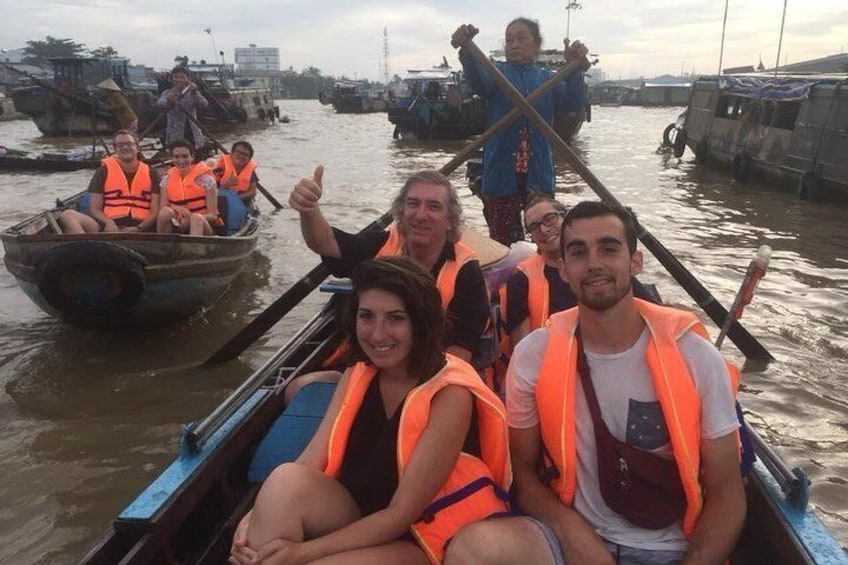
[1, 0, 845, 80]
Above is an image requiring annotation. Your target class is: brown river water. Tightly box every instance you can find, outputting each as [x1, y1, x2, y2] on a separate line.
[0, 101, 846, 563]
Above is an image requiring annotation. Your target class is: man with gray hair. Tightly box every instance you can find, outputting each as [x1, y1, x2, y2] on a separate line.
[289, 165, 489, 362]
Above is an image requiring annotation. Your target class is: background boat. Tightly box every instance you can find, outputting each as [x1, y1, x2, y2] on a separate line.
[1, 190, 260, 328]
[667, 73, 848, 201]
[387, 63, 486, 140]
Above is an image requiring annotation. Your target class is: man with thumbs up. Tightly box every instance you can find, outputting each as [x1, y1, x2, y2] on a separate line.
[289, 166, 489, 364]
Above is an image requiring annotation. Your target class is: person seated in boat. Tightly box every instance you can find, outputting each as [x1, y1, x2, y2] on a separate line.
[57, 129, 161, 234]
[498, 194, 659, 372]
[157, 66, 208, 150]
[212, 141, 258, 203]
[289, 166, 490, 366]
[156, 139, 222, 236]
[230, 256, 511, 565]
[450, 19, 588, 246]
[443, 200, 746, 565]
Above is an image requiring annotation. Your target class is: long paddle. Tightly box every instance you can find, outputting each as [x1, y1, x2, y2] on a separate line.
[461, 36, 773, 362]
[174, 103, 285, 210]
[204, 58, 586, 365]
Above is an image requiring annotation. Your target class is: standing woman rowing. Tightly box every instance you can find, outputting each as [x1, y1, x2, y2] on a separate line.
[231, 256, 511, 565]
[451, 18, 589, 245]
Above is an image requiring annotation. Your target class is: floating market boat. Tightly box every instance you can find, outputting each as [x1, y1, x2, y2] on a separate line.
[666, 73, 848, 201]
[1, 189, 259, 328]
[387, 64, 486, 140]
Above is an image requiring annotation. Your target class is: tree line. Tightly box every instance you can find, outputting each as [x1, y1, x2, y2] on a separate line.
[17, 36, 401, 99]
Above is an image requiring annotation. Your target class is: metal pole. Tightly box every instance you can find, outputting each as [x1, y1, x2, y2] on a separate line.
[774, 0, 788, 77]
[717, 0, 729, 75]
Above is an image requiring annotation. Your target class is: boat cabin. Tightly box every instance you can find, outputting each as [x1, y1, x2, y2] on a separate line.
[677, 73, 848, 200]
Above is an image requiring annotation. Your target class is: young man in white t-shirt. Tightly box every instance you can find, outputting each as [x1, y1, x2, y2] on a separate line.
[445, 201, 745, 565]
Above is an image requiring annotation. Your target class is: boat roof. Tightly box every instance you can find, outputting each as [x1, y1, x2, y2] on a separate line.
[402, 67, 455, 81]
[694, 73, 848, 101]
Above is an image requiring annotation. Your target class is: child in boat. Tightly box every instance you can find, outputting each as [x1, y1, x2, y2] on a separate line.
[230, 256, 511, 565]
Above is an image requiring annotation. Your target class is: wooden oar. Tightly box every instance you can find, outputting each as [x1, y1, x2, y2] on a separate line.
[173, 103, 285, 210]
[204, 58, 585, 365]
[461, 38, 773, 362]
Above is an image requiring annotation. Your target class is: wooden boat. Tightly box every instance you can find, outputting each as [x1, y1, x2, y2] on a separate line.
[181, 61, 280, 124]
[323, 81, 388, 114]
[1, 190, 260, 328]
[387, 65, 487, 140]
[8, 57, 160, 137]
[8, 57, 279, 136]
[667, 73, 848, 201]
[0, 144, 170, 174]
[0, 149, 105, 172]
[77, 262, 846, 564]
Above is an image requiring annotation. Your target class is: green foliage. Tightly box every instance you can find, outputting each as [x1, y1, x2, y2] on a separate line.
[23, 36, 87, 68]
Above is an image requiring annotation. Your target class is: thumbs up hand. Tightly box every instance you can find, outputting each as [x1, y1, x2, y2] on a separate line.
[289, 165, 325, 213]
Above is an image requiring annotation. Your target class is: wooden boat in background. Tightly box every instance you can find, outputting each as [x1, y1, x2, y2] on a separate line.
[77, 270, 847, 564]
[387, 64, 486, 140]
[667, 73, 848, 201]
[1, 190, 259, 328]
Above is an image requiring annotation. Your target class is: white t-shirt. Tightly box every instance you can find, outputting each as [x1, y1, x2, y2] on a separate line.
[507, 326, 739, 551]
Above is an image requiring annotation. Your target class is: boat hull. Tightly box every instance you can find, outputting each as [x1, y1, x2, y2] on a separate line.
[2, 194, 259, 328]
[10, 85, 278, 136]
[0, 154, 102, 172]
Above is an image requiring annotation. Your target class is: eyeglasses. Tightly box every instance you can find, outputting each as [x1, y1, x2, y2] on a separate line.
[232, 149, 251, 157]
[525, 211, 564, 235]
[114, 141, 136, 148]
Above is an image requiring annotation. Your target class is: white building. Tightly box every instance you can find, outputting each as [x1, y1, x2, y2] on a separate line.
[234, 44, 280, 71]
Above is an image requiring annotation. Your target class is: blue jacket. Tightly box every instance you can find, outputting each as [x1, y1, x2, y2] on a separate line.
[459, 49, 584, 198]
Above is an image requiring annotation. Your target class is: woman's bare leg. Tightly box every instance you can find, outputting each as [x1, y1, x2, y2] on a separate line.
[247, 463, 361, 547]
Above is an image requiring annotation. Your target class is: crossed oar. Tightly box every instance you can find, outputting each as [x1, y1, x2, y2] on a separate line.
[205, 37, 771, 365]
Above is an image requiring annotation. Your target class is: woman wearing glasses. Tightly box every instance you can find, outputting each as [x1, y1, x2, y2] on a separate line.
[497, 195, 657, 377]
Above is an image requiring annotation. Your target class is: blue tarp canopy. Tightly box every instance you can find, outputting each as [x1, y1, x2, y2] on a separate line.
[718, 76, 816, 101]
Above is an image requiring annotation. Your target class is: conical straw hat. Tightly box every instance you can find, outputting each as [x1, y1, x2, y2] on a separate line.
[96, 79, 122, 92]
[460, 226, 510, 268]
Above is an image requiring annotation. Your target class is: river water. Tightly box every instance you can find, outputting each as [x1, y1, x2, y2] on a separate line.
[0, 101, 846, 563]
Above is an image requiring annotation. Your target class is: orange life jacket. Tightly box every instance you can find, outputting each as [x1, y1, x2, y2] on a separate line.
[100, 156, 153, 221]
[215, 154, 257, 193]
[497, 253, 550, 358]
[165, 162, 212, 213]
[376, 222, 478, 308]
[324, 355, 512, 563]
[536, 299, 739, 537]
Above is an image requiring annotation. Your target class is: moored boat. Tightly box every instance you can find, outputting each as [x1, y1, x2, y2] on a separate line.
[324, 81, 388, 114]
[667, 73, 848, 201]
[182, 61, 280, 124]
[76, 245, 846, 564]
[8, 57, 160, 136]
[1, 189, 260, 328]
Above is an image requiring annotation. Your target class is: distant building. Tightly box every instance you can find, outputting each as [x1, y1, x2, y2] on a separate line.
[771, 53, 848, 74]
[234, 44, 280, 71]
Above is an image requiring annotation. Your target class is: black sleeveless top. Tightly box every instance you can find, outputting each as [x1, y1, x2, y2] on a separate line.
[337, 375, 481, 517]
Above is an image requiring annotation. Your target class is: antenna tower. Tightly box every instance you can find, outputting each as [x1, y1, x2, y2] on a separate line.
[566, 1, 582, 38]
[383, 27, 390, 85]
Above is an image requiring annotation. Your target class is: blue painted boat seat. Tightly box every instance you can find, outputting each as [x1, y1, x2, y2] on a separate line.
[248, 382, 337, 482]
